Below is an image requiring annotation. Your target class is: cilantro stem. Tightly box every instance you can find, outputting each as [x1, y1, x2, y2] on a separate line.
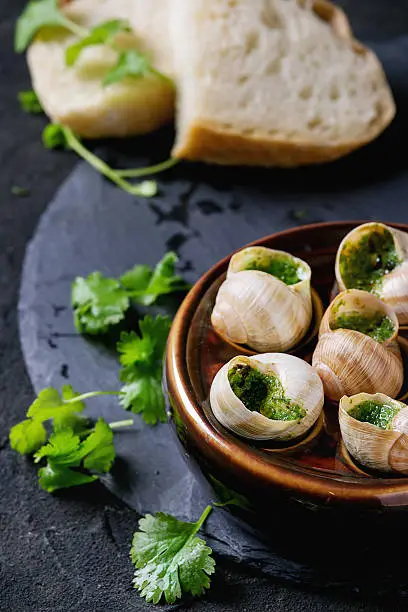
[77, 418, 133, 438]
[116, 158, 179, 178]
[61, 17, 88, 39]
[109, 419, 134, 429]
[193, 505, 213, 534]
[62, 126, 157, 197]
[63, 390, 120, 404]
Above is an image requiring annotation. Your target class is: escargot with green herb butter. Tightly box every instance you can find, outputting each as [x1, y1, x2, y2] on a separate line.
[335, 222, 408, 324]
[209, 353, 324, 441]
[312, 289, 403, 402]
[339, 392, 408, 474]
[211, 246, 312, 352]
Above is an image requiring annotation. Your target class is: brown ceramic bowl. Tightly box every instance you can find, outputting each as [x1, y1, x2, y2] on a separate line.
[165, 221, 408, 518]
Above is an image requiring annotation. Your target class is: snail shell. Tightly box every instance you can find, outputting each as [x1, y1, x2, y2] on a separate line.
[211, 247, 312, 352]
[312, 289, 403, 402]
[339, 393, 408, 474]
[209, 353, 324, 441]
[335, 222, 408, 324]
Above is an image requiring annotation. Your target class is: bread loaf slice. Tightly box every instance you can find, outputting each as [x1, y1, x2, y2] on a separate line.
[27, 0, 175, 138]
[170, 0, 396, 166]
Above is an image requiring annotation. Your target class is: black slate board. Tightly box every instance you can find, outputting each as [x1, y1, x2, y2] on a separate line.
[18, 33, 408, 597]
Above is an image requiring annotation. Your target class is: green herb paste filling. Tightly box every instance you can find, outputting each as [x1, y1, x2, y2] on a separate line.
[331, 311, 394, 343]
[228, 364, 306, 421]
[339, 228, 401, 293]
[244, 256, 302, 285]
[348, 400, 400, 430]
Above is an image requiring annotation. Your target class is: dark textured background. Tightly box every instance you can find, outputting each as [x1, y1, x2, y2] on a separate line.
[2, 1, 408, 610]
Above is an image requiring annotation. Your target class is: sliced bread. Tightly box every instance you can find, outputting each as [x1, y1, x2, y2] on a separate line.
[27, 0, 175, 138]
[170, 0, 396, 166]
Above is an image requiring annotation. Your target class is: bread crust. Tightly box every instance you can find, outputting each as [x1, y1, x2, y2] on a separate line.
[172, 0, 396, 167]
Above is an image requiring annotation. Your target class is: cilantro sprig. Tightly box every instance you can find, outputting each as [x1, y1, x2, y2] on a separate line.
[18, 89, 43, 114]
[131, 506, 215, 604]
[9, 385, 133, 492]
[118, 315, 171, 425]
[42, 124, 158, 197]
[72, 253, 188, 335]
[42, 124, 179, 197]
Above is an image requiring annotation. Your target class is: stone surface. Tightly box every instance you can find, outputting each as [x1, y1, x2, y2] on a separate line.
[2, 0, 408, 610]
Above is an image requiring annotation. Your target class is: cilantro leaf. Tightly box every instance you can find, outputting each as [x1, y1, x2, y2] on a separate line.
[117, 331, 155, 369]
[15, 0, 87, 53]
[34, 429, 82, 466]
[103, 49, 166, 87]
[34, 418, 116, 492]
[34, 418, 115, 473]
[130, 506, 214, 604]
[9, 419, 47, 455]
[72, 272, 130, 334]
[81, 418, 115, 472]
[18, 89, 43, 114]
[42, 123, 68, 150]
[117, 316, 170, 369]
[120, 264, 152, 294]
[10, 385, 88, 456]
[27, 385, 85, 429]
[122, 252, 189, 307]
[65, 19, 131, 66]
[209, 475, 252, 510]
[117, 315, 171, 425]
[120, 377, 166, 425]
[138, 315, 171, 363]
[15, 0, 67, 52]
[38, 463, 97, 493]
[140, 252, 189, 306]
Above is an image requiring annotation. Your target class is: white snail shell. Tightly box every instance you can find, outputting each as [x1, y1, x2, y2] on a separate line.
[209, 353, 324, 441]
[339, 393, 408, 474]
[211, 247, 312, 352]
[312, 289, 403, 402]
[335, 222, 408, 325]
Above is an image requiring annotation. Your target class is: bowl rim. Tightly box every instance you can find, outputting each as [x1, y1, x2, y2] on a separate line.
[165, 220, 408, 506]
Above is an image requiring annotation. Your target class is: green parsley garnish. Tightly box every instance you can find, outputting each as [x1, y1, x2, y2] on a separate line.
[118, 315, 171, 425]
[18, 89, 43, 114]
[103, 48, 172, 87]
[130, 505, 215, 604]
[15, 0, 88, 52]
[72, 253, 188, 334]
[65, 19, 131, 66]
[15, 2, 170, 87]
[9, 385, 133, 492]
